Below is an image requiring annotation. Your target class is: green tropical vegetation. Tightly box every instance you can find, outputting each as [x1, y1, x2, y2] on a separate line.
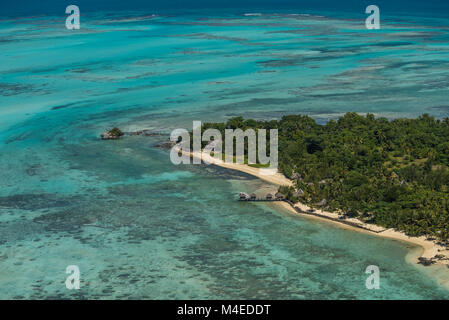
[108, 127, 124, 137]
[200, 113, 449, 242]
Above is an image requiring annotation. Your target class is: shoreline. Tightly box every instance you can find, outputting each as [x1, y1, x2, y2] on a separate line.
[179, 148, 449, 288]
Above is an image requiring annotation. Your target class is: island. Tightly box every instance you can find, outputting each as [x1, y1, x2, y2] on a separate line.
[100, 127, 124, 140]
[191, 113, 449, 267]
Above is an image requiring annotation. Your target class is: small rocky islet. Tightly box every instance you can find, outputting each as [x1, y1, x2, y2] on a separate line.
[100, 127, 164, 140]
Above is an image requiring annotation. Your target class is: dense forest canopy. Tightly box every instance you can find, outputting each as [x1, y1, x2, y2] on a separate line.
[201, 113, 449, 242]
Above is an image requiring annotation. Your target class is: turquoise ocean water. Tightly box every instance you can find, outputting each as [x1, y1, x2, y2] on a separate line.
[1, 10, 449, 299]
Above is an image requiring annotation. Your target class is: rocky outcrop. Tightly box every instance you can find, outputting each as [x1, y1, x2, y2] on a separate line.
[101, 132, 121, 140]
[418, 255, 449, 266]
[154, 140, 176, 149]
[126, 130, 162, 137]
[101, 127, 124, 140]
[101, 128, 163, 140]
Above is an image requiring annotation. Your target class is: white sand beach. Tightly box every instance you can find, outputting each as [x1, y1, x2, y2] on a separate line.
[181, 148, 449, 263]
[176, 147, 449, 288]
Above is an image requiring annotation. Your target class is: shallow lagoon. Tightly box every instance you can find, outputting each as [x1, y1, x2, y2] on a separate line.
[0, 12, 449, 299]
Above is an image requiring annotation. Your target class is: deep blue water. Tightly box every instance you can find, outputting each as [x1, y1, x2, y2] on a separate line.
[2, 0, 449, 18]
